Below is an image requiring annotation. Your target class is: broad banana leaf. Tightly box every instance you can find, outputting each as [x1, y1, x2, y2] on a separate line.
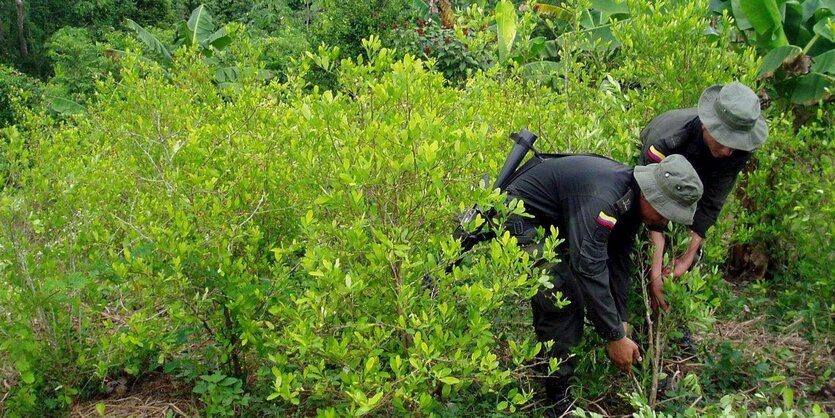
[592, 0, 629, 19]
[529, 36, 547, 57]
[791, 72, 834, 104]
[802, 0, 835, 22]
[496, 0, 517, 63]
[48, 96, 86, 115]
[555, 23, 620, 52]
[813, 17, 835, 42]
[580, 9, 600, 30]
[709, 0, 731, 15]
[185, 5, 216, 47]
[730, 0, 753, 30]
[522, 61, 563, 87]
[125, 19, 172, 61]
[739, 0, 789, 47]
[782, 2, 810, 46]
[758, 45, 803, 78]
[206, 28, 232, 50]
[215, 67, 240, 83]
[812, 49, 835, 74]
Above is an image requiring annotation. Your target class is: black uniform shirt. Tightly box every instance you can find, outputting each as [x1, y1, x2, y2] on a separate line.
[638, 108, 751, 238]
[505, 155, 641, 341]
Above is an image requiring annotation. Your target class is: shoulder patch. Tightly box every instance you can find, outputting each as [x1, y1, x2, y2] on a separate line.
[614, 189, 634, 216]
[595, 211, 617, 230]
[647, 145, 666, 163]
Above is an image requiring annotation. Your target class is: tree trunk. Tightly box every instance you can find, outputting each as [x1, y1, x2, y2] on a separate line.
[439, 0, 454, 29]
[428, 0, 438, 15]
[0, 18, 7, 56]
[15, 0, 28, 58]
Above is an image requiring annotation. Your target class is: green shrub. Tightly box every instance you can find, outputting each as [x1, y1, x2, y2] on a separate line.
[244, 1, 310, 82]
[0, 48, 557, 414]
[0, 66, 41, 128]
[312, 0, 410, 59]
[44, 27, 121, 103]
[389, 17, 490, 83]
[724, 106, 835, 331]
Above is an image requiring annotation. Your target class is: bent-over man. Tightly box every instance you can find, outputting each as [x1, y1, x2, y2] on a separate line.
[638, 82, 768, 310]
[503, 153, 703, 415]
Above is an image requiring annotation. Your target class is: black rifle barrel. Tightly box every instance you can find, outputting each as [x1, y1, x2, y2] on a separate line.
[492, 129, 538, 191]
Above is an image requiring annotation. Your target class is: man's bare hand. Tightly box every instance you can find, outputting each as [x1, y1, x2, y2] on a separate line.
[672, 251, 696, 277]
[607, 336, 642, 373]
[649, 274, 669, 312]
[662, 252, 696, 279]
[664, 231, 704, 278]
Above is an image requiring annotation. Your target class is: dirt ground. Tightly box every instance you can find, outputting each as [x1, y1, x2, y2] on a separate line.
[70, 374, 199, 418]
[696, 314, 835, 412]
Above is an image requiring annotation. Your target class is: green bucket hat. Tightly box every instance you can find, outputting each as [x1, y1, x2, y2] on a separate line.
[697, 82, 768, 152]
[634, 154, 704, 225]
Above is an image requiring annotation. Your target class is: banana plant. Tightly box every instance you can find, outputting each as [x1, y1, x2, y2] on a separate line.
[533, 0, 631, 54]
[494, 0, 630, 87]
[124, 4, 245, 87]
[126, 5, 231, 62]
[711, 0, 835, 105]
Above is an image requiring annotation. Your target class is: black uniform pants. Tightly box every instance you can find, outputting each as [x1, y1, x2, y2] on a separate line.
[506, 214, 586, 379]
[530, 260, 585, 379]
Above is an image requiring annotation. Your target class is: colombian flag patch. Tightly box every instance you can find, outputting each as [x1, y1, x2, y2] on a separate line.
[647, 145, 666, 163]
[595, 211, 617, 229]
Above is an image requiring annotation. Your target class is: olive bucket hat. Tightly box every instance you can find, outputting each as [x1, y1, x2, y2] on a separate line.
[697, 82, 768, 151]
[634, 154, 704, 225]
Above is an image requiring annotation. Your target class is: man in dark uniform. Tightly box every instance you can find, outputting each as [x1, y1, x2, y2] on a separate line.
[638, 82, 768, 310]
[503, 153, 703, 415]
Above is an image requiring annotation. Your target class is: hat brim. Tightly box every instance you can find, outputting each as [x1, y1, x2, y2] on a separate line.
[698, 84, 768, 152]
[634, 165, 696, 225]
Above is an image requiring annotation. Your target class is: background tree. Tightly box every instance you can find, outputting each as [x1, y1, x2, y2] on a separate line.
[14, 0, 26, 58]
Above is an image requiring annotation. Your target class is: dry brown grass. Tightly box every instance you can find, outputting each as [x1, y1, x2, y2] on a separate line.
[696, 315, 835, 412]
[70, 374, 199, 418]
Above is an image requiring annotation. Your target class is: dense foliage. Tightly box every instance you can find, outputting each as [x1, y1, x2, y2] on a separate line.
[0, 0, 833, 416]
[709, 0, 835, 104]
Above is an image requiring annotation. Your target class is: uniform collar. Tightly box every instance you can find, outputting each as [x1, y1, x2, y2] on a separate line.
[688, 117, 708, 157]
[691, 116, 752, 162]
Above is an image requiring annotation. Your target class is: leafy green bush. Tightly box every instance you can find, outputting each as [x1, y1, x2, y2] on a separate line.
[44, 27, 122, 103]
[244, 1, 311, 82]
[193, 373, 250, 416]
[312, 0, 410, 59]
[0, 45, 559, 414]
[389, 18, 489, 82]
[0, 65, 41, 128]
[724, 107, 835, 330]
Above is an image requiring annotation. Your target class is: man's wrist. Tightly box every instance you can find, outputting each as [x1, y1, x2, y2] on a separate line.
[688, 225, 707, 240]
[684, 233, 703, 257]
[602, 326, 626, 342]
